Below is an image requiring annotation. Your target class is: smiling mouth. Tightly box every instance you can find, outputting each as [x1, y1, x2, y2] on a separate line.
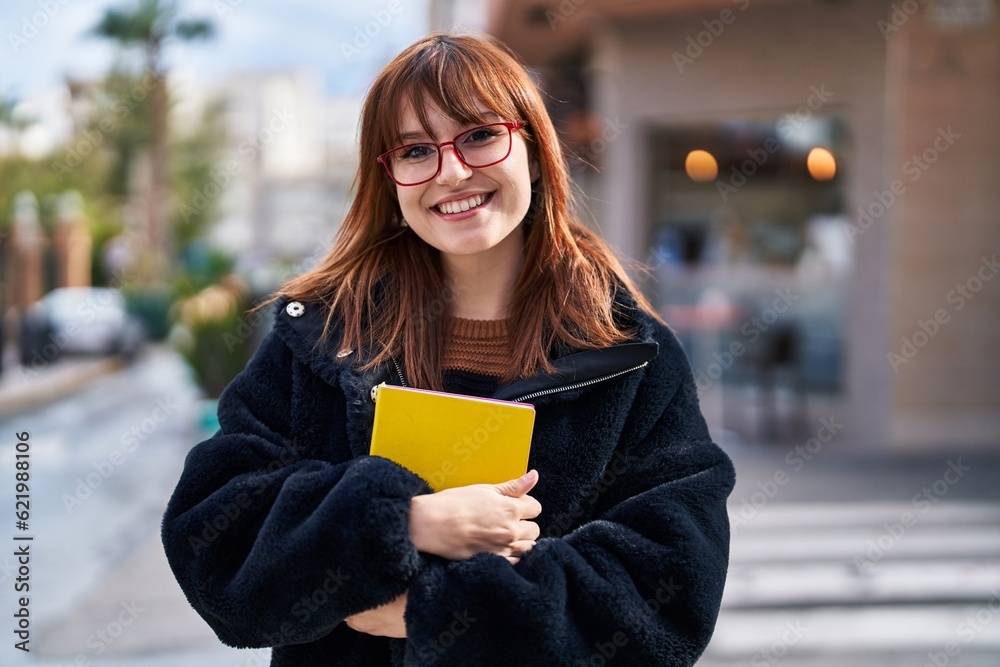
[433, 191, 495, 215]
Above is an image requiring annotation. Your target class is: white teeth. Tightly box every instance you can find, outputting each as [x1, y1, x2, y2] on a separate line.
[436, 193, 489, 214]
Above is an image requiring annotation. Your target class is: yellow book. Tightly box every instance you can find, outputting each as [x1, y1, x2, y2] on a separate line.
[369, 383, 535, 491]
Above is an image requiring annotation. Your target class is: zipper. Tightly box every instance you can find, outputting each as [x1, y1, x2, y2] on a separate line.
[512, 361, 650, 403]
[370, 358, 408, 404]
[377, 355, 648, 404]
[391, 357, 408, 387]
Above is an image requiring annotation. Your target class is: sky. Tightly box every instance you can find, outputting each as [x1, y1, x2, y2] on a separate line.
[1, 0, 434, 152]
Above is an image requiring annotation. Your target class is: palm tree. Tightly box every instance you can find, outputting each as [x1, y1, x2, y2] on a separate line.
[91, 0, 213, 285]
[0, 95, 15, 156]
[0, 94, 31, 158]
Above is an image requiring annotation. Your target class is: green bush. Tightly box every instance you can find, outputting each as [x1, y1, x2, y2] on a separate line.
[123, 284, 174, 341]
[171, 277, 257, 399]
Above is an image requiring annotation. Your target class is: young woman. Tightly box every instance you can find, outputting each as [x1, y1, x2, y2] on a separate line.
[162, 33, 734, 667]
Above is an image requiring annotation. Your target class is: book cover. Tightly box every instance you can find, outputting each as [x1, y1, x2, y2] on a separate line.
[369, 384, 535, 491]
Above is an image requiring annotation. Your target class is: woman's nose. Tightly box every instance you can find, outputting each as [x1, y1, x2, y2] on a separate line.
[436, 145, 473, 184]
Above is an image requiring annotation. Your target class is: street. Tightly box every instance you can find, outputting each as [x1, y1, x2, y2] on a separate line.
[701, 447, 1000, 666]
[0, 346, 265, 666]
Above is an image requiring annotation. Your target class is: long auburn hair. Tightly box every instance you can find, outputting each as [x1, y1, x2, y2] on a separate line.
[252, 32, 662, 390]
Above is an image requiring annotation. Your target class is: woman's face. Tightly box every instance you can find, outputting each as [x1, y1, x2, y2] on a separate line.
[392, 101, 538, 263]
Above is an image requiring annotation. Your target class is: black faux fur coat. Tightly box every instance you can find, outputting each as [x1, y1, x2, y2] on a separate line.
[161, 292, 735, 666]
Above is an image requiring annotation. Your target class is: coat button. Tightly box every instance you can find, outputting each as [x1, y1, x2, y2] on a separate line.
[285, 301, 305, 317]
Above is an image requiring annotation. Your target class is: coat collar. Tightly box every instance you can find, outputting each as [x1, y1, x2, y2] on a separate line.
[269, 288, 660, 404]
[272, 297, 389, 459]
[271, 297, 346, 388]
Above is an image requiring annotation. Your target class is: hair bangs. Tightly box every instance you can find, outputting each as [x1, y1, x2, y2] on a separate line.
[385, 39, 526, 147]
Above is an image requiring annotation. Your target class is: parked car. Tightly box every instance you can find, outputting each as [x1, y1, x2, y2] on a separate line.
[20, 287, 146, 366]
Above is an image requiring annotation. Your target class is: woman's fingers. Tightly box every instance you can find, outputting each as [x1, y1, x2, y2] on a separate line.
[494, 469, 538, 498]
[509, 539, 537, 555]
[503, 539, 538, 565]
[484, 469, 543, 521]
[496, 521, 538, 550]
[513, 494, 542, 519]
[523, 519, 541, 542]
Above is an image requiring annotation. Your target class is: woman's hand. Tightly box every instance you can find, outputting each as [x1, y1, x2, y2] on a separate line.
[344, 591, 408, 638]
[348, 472, 540, 639]
[409, 470, 542, 564]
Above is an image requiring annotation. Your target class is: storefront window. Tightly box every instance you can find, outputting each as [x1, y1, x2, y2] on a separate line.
[648, 116, 848, 442]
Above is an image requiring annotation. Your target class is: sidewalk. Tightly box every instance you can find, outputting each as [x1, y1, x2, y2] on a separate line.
[0, 345, 258, 666]
[0, 345, 128, 417]
[32, 498, 253, 664]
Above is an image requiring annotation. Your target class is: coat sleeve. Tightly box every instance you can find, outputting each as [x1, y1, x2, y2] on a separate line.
[160, 327, 434, 648]
[403, 326, 735, 667]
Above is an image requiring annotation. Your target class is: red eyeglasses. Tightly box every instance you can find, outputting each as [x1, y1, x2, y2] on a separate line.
[377, 121, 527, 186]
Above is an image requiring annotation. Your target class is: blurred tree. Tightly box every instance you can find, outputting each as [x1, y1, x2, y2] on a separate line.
[90, 0, 214, 286]
[0, 94, 34, 219]
[0, 92, 14, 242]
[0, 93, 35, 159]
[90, 72, 153, 200]
[171, 98, 228, 250]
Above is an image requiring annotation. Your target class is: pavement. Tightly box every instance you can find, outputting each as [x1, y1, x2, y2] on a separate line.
[702, 443, 1000, 666]
[0, 344, 261, 666]
[0, 350, 126, 419]
[1, 345, 998, 666]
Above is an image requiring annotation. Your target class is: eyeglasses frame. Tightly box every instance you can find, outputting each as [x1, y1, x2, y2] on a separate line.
[377, 121, 528, 187]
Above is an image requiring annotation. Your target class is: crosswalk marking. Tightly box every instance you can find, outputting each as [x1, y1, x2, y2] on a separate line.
[732, 527, 1000, 562]
[725, 560, 1000, 607]
[708, 605, 1000, 654]
[697, 501, 1000, 665]
[730, 502, 1000, 528]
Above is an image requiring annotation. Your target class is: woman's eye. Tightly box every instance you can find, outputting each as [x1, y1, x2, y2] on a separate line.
[464, 128, 500, 144]
[400, 145, 434, 160]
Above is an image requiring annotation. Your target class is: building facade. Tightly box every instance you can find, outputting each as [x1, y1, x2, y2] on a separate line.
[487, 0, 1000, 449]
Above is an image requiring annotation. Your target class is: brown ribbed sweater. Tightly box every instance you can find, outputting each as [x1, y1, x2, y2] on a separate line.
[441, 316, 508, 377]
